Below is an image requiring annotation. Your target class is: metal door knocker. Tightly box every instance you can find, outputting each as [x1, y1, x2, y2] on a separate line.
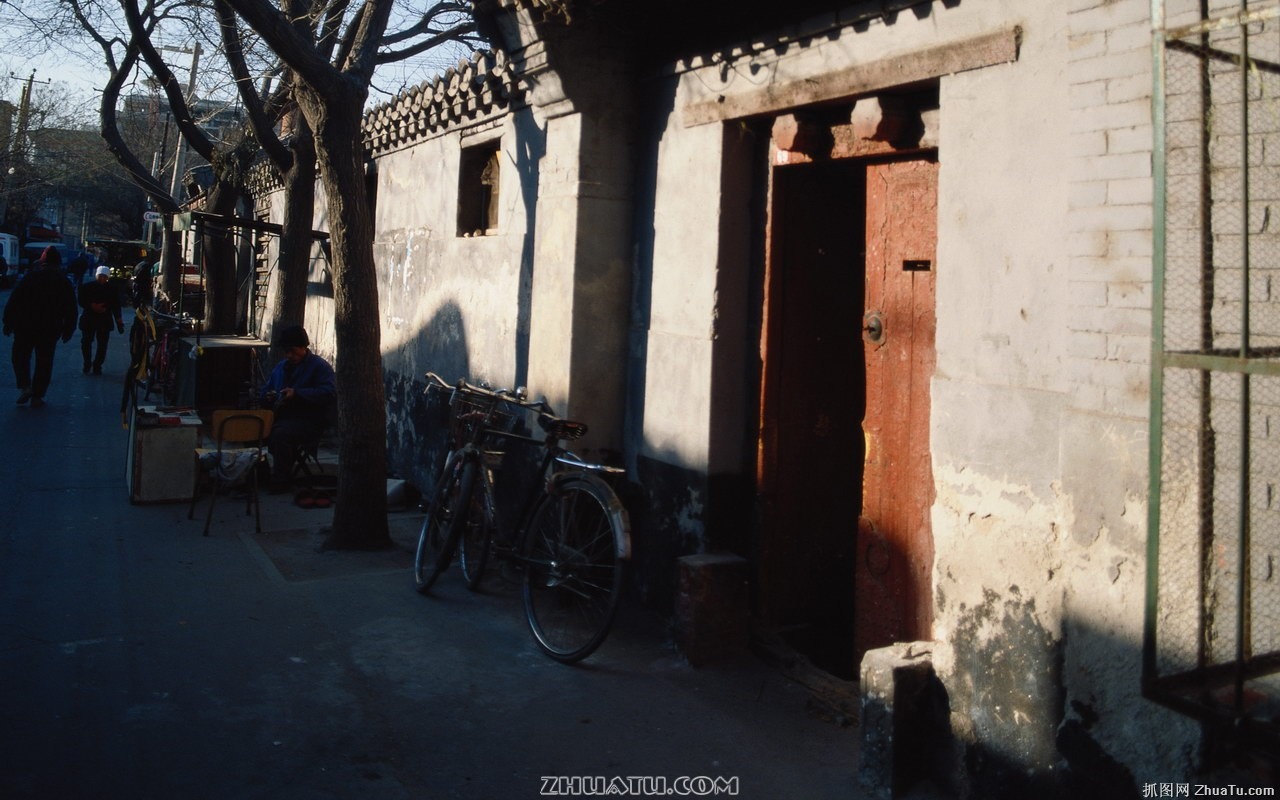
[863, 310, 885, 344]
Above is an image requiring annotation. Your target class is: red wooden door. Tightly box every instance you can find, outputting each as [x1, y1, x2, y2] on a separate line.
[855, 157, 938, 660]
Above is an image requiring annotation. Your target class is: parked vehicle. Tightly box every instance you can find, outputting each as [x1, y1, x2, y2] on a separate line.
[415, 372, 631, 664]
[85, 238, 157, 306]
[0, 233, 18, 288]
[84, 238, 155, 278]
[19, 241, 72, 271]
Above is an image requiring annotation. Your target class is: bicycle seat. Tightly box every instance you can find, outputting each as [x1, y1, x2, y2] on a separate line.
[538, 414, 588, 440]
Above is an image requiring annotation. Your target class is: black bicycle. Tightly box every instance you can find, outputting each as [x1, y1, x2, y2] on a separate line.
[414, 372, 631, 663]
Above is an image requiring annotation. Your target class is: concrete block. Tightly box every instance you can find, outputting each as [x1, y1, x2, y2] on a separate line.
[675, 553, 749, 666]
[859, 642, 959, 800]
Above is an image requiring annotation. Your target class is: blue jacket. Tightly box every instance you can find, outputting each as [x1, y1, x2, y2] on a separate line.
[260, 351, 336, 425]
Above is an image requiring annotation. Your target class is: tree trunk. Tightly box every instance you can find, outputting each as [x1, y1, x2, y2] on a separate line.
[300, 89, 391, 550]
[202, 180, 241, 334]
[268, 126, 317, 360]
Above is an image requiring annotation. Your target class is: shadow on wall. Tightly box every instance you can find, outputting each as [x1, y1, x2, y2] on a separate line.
[379, 111, 546, 495]
[510, 112, 546, 392]
[306, 244, 334, 299]
[385, 301, 470, 494]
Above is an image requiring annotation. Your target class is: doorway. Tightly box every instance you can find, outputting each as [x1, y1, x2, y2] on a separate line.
[757, 152, 938, 680]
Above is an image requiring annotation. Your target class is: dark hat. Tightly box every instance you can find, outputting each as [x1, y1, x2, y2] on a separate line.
[40, 246, 61, 267]
[275, 325, 309, 349]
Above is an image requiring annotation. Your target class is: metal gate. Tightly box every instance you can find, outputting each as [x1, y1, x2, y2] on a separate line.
[1148, 0, 1280, 749]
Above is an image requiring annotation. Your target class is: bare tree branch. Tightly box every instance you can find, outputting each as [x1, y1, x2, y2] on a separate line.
[122, 0, 217, 164]
[217, 2, 293, 172]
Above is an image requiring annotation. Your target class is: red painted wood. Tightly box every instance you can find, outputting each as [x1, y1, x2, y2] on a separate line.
[855, 157, 938, 662]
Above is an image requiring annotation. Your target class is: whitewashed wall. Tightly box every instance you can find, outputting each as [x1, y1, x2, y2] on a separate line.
[650, 0, 1200, 787]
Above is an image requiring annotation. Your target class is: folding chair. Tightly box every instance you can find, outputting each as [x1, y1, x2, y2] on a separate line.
[188, 409, 274, 536]
[291, 402, 336, 481]
[291, 440, 323, 480]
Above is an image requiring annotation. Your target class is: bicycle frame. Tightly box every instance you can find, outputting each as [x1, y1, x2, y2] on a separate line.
[425, 373, 630, 561]
[417, 371, 632, 662]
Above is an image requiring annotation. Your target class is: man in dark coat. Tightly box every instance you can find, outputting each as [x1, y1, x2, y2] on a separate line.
[67, 251, 91, 286]
[78, 265, 125, 375]
[258, 325, 336, 491]
[2, 246, 77, 408]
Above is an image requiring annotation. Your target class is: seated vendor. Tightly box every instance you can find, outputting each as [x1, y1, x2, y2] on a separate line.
[259, 325, 336, 492]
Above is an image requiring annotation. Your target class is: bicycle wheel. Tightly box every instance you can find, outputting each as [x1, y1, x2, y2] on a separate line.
[414, 455, 476, 593]
[522, 474, 628, 662]
[458, 470, 492, 590]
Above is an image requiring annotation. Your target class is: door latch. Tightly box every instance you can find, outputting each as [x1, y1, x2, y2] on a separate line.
[863, 310, 885, 344]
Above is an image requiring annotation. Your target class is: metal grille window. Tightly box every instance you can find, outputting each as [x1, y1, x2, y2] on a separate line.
[1148, 0, 1280, 749]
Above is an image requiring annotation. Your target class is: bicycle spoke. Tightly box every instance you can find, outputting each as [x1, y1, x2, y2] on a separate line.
[523, 479, 625, 663]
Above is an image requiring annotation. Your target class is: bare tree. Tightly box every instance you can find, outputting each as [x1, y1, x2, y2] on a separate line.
[216, 2, 317, 361]
[38, 0, 476, 548]
[213, 0, 477, 549]
[0, 80, 147, 243]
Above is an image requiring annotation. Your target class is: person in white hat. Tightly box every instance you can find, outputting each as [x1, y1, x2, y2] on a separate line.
[77, 265, 125, 375]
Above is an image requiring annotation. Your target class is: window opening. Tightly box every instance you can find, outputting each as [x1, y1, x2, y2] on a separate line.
[457, 139, 500, 237]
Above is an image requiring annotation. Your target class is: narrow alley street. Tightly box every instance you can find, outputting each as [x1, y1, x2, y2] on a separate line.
[0, 283, 859, 799]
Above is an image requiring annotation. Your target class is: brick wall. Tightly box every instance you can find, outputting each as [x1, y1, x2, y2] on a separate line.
[1066, 0, 1154, 419]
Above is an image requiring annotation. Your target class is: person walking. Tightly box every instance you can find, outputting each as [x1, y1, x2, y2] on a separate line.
[2, 246, 77, 408]
[78, 265, 125, 375]
[67, 251, 91, 286]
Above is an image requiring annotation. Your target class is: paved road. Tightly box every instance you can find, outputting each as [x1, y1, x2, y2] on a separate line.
[0, 289, 859, 799]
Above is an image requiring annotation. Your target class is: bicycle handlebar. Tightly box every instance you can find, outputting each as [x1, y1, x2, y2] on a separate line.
[424, 371, 551, 414]
[423, 371, 587, 441]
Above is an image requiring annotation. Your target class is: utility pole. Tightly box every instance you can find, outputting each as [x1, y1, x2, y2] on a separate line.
[12, 71, 34, 162]
[168, 44, 201, 204]
[5, 70, 50, 236]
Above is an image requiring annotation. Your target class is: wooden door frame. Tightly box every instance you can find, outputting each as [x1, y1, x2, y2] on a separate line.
[755, 126, 939, 672]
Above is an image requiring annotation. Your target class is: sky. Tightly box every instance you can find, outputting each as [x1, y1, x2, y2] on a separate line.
[0, 10, 480, 127]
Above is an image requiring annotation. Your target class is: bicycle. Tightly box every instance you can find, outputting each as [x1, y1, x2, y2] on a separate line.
[414, 372, 632, 663]
[143, 311, 183, 405]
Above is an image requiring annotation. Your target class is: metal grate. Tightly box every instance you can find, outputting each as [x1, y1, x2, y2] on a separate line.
[1148, 0, 1280, 749]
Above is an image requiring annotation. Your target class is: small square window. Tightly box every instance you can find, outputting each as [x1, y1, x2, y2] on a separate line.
[458, 140, 500, 237]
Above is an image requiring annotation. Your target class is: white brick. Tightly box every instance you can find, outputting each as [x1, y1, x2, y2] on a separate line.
[1071, 80, 1108, 110]
[1110, 230, 1155, 258]
[1108, 73, 1153, 105]
[1075, 354, 1149, 389]
[1107, 332, 1152, 362]
[1070, 230, 1110, 258]
[1109, 176, 1154, 206]
[1071, 99, 1156, 134]
[1070, 330, 1110, 359]
[1107, 20, 1155, 55]
[1108, 281, 1153, 310]
[1070, 279, 1109, 307]
[1070, 255, 1151, 282]
[1076, 151, 1152, 182]
[1069, 0, 1151, 35]
[1071, 181, 1109, 209]
[1073, 130, 1108, 158]
[1069, 203, 1154, 232]
[1069, 31, 1108, 61]
[1107, 124, 1154, 155]
[1070, 49, 1151, 85]
[1071, 305, 1152, 336]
